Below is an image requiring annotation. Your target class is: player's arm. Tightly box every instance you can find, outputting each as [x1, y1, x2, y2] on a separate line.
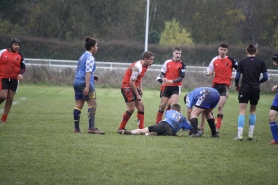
[172, 63, 186, 83]
[206, 59, 215, 76]
[228, 57, 238, 70]
[18, 53, 26, 80]
[234, 71, 241, 92]
[130, 65, 141, 101]
[83, 57, 94, 95]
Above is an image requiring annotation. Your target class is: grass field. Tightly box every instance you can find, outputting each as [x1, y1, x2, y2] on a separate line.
[0, 84, 277, 185]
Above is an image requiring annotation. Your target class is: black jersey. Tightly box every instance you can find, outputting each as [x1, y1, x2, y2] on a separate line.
[237, 56, 267, 88]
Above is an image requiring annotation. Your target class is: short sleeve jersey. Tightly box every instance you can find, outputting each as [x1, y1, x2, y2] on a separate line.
[121, 60, 148, 88]
[207, 56, 238, 86]
[186, 87, 219, 109]
[161, 59, 186, 87]
[74, 51, 96, 85]
[237, 56, 267, 88]
[0, 48, 25, 79]
[163, 109, 192, 134]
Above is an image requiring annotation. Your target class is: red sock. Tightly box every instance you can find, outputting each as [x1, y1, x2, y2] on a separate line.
[166, 106, 170, 111]
[156, 111, 164, 124]
[137, 112, 144, 129]
[118, 111, 131, 130]
[216, 117, 222, 129]
[2, 114, 7, 122]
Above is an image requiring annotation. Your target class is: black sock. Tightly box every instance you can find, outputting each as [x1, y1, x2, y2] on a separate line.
[190, 118, 198, 134]
[207, 119, 216, 135]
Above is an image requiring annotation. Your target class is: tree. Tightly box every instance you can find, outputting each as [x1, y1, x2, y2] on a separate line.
[159, 19, 193, 47]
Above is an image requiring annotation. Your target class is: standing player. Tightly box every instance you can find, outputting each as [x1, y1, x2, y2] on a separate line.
[234, 44, 268, 140]
[155, 47, 186, 124]
[117, 51, 154, 134]
[72, 36, 105, 134]
[184, 87, 220, 137]
[130, 103, 192, 136]
[0, 38, 26, 123]
[206, 42, 238, 135]
[268, 51, 278, 144]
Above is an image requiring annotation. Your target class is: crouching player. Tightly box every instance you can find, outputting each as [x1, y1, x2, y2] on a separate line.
[184, 87, 220, 137]
[268, 51, 278, 144]
[129, 103, 192, 136]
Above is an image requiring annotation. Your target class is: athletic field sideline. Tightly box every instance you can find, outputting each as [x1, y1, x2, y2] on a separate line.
[0, 84, 276, 185]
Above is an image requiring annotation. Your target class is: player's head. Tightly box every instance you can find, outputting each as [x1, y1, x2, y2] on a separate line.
[271, 51, 278, 65]
[218, 42, 228, 57]
[142, 51, 154, 67]
[246, 44, 257, 55]
[85, 36, 98, 53]
[171, 103, 181, 112]
[10, 38, 20, 52]
[172, 47, 182, 61]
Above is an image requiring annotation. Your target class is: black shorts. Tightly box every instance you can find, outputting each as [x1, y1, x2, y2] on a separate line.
[0, 78, 19, 92]
[213, 84, 228, 97]
[121, 88, 142, 103]
[161, 86, 181, 98]
[148, 121, 175, 136]
[238, 86, 260, 105]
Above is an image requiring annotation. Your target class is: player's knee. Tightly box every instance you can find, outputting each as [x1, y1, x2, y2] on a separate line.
[269, 114, 276, 122]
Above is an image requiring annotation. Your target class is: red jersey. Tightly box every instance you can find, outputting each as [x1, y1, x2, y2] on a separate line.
[161, 59, 186, 87]
[121, 60, 148, 88]
[0, 49, 25, 79]
[207, 56, 238, 86]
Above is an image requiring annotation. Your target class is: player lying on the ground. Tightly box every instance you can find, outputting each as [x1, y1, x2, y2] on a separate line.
[125, 103, 192, 136]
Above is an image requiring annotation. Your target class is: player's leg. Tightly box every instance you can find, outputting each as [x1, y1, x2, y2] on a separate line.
[205, 108, 218, 137]
[135, 100, 144, 129]
[216, 96, 227, 131]
[131, 127, 149, 135]
[73, 98, 84, 132]
[247, 88, 259, 140]
[156, 96, 169, 124]
[269, 109, 278, 144]
[118, 88, 136, 131]
[189, 107, 204, 134]
[1, 89, 15, 123]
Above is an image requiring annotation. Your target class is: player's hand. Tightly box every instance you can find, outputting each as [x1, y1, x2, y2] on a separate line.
[236, 86, 240, 92]
[271, 85, 278, 92]
[94, 75, 99, 81]
[136, 94, 141, 101]
[206, 71, 214, 76]
[18, 74, 23, 81]
[83, 87, 89, 95]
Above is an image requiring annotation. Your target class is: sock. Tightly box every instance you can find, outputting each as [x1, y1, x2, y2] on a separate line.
[156, 110, 164, 124]
[190, 117, 198, 134]
[137, 111, 144, 129]
[73, 108, 81, 130]
[216, 114, 223, 130]
[2, 114, 7, 122]
[166, 106, 170, 111]
[88, 107, 96, 130]
[119, 111, 132, 130]
[207, 118, 217, 135]
[238, 115, 245, 137]
[248, 114, 256, 136]
[270, 122, 278, 142]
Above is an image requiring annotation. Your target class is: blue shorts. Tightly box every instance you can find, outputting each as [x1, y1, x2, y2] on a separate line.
[195, 91, 220, 109]
[270, 94, 278, 111]
[73, 79, 96, 100]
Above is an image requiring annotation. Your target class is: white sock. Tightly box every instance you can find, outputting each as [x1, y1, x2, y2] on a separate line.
[238, 127, 243, 137]
[248, 125, 254, 136]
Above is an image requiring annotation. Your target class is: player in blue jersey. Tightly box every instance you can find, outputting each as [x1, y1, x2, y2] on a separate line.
[234, 44, 268, 141]
[184, 87, 220, 137]
[72, 36, 104, 134]
[268, 51, 278, 144]
[129, 103, 192, 136]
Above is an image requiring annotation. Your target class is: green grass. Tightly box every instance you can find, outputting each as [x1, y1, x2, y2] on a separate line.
[0, 84, 277, 185]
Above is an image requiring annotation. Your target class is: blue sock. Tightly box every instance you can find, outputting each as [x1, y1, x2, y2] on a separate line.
[249, 114, 256, 126]
[270, 122, 278, 142]
[73, 108, 81, 130]
[238, 115, 245, 128]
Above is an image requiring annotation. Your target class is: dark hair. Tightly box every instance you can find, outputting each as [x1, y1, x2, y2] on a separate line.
[85, 36, 97, 50]
[246, 44, 257, 55]
[142, 51, 154, 59]
[173, 47, 182, 52]
[272, 51, 278, 62]
[219, 42, 228, 48]
[171, 103, 181, 112]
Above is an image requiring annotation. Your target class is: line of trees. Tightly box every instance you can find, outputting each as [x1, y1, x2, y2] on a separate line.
[1, 0, 278, 48]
